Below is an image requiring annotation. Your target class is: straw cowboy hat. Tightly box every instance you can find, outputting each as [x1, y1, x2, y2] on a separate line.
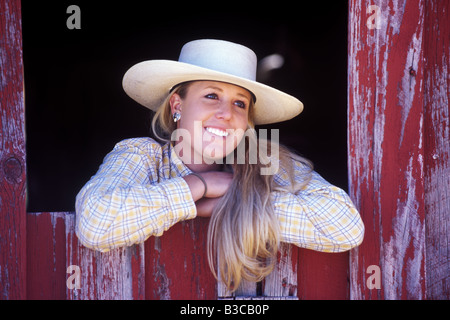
[122, 39, 303, 125]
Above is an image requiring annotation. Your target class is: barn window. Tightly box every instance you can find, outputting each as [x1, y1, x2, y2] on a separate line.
[2, 0, 448, 300]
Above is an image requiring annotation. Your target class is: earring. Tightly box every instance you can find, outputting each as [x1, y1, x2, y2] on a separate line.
[173, 112, 181, 123]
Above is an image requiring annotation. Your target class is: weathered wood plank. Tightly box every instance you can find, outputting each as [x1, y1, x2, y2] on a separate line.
[145, 218, 217, 300]
[423, 0, 450, 300]
[298, 249, 349, 300]
[65, 212, 96, 300]
[348, 0, 427, 299]
[27, 212, 145, 300]
[27, 212, 67, 299]
[27, 212, 306, 300]
[0, 0, 27, 300]
[263, 243, 298, 299]
[65, 213, 145, 300]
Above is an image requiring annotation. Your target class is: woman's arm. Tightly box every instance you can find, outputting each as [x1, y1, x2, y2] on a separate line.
[273, 163, 364, 253]
[75, 138, 197, 252]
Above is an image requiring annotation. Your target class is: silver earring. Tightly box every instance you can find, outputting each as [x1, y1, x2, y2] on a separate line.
[173, 112, 181, 123]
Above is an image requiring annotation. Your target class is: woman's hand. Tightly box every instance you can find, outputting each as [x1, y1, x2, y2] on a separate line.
[183, 171, 233, 201]
[195, 197, 222, 217]
[201, 171, 233, 198]
[183, 171, 233, 217]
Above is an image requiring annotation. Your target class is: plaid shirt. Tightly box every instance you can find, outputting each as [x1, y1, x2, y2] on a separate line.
[75, 138, 364, 253]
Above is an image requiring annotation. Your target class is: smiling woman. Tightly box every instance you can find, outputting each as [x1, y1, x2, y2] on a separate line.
[75, 39, 364, 292]
[169, 81, 251, 169]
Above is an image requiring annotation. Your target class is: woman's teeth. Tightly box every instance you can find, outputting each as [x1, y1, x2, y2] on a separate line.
[205, 127, 229, 137]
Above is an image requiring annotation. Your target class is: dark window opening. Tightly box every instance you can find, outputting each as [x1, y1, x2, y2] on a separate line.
[23, 2, 349, 212]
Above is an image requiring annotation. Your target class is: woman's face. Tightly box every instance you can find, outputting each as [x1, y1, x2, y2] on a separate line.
[170, 81, 251, 166]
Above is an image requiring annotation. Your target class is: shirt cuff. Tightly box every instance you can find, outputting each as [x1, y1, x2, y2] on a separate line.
[158, 177, 198, 222]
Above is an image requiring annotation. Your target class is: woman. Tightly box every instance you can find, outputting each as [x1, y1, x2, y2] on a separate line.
[75, 39, 364, 292]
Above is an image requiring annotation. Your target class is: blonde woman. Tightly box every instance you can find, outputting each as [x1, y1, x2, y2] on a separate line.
[75, 39, 364, 291]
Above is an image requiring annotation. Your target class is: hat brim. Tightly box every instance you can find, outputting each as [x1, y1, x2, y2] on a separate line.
[122, 60, 303, 125]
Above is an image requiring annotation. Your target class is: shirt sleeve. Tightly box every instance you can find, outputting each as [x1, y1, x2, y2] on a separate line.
[273, 161, 364, 252]
[75, 138, 197, 252]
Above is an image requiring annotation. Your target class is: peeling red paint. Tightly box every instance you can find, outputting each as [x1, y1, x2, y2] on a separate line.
[0, 0, 26, 300]
[349, 0, 449, 299]
[423, 0, 450, 300]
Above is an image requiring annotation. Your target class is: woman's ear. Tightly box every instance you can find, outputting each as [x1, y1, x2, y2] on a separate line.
[169, 93, 182, 115]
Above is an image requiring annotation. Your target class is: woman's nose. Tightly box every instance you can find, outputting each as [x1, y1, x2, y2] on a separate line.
[215, 101, 233, 121]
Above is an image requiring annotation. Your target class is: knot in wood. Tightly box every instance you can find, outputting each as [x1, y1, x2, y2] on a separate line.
[3, 156, 23, 183]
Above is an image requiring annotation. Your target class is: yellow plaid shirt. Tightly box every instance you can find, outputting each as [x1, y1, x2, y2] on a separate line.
[75, 138, 364, 253]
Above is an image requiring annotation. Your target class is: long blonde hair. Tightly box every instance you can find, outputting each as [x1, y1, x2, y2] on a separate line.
[152, 82, 312, 292]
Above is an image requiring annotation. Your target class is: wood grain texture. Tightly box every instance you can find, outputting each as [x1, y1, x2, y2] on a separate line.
[298, 249, 349, 300]
[145, 218, 217, 300]
[263, 243, 299, 299]
[348, 0, 450, 299]
[65, 213, 145, 300]
[27, 212, 66, 299]
[423, 0, 450, 300]
[28, 212, 334, 300]
[27, 212, 145, 300]
[348, 0, 427, 299]
[0, 0, 27, 300]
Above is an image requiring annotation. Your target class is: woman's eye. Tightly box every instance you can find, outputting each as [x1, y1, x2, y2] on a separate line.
[205, 93, 218, 100]
[234, 101, 246, 109]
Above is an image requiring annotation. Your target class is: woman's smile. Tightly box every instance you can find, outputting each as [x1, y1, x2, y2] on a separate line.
[205, 126, 230, 137]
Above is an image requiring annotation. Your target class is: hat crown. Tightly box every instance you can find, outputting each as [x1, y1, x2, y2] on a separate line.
[178, 39, 257, 81]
